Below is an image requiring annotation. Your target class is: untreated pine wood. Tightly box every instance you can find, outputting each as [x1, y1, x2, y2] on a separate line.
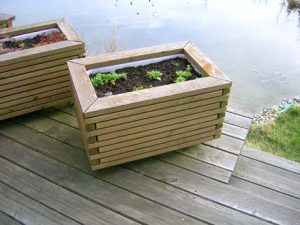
[0, 56, 77, 79]
[0, 81, 71, 103]
[85, 76, 231, 119]
[72, 41, 187, 70]
[94, 95, 228, 129]
[0, 87, 70, 109]
[0, 41, 83, 67]
[94, 118, 222, 155]
[91, 103, 223, 136]
[0, 49, 83, 73]
[184, 41, 231, 81]
[87, 90, 223, 123]
[0, 92, 72, 115]
[92, 107, 226, 139]
[97, 115, 221, 148]
[68, 62, 97, 112]
[92, 136, 215, 170]
[0, 75, 70, 97]
[0, 97, 72, 121]
[0, 64, 67, 85]
[91, 128, 220, 161]
[0, 70, 69, 92]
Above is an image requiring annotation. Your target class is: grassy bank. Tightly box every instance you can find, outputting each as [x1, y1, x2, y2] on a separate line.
[247, 107, 300, 163]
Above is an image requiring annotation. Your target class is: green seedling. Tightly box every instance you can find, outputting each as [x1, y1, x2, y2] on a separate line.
[146, 70, 162, 81]
[175, 65, 192, 83]
[91, 72, 127, 87]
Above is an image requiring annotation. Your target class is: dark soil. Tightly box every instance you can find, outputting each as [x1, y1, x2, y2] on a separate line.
[0, 31, 66, 55]
[91, 57, 204, 98]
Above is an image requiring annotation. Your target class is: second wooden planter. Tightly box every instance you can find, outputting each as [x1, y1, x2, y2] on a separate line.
[68, 41, 231, 170]
[0, 19, 85, 121]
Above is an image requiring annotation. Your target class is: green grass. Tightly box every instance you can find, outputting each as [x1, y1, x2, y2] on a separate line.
[247, 107, 300, 163]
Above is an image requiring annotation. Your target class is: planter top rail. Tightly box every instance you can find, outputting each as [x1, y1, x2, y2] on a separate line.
[68, 41, 231, 115]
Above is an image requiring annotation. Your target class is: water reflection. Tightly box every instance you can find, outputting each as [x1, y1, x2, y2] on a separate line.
[1, 0, 300, 113]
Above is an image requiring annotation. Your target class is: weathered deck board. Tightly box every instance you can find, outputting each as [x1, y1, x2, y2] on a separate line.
[125, 157, 300, 225]
[233, 156, 300, 198]
[0, 128, 203, 225]
[0, 182, 81, 225]
[0, 211, 22, 225]
[1, 106, 300, 225]
[242, 146, 300, 174]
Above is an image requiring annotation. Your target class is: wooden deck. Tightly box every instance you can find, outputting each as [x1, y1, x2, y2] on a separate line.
[0, 106, 299, 225]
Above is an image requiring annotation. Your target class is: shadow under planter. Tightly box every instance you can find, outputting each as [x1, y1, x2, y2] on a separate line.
[67, 41, 231, 171]
[0, 19, 85, 121]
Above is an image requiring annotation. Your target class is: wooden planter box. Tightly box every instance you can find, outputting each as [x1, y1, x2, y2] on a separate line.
[68, 41, 231, 170]
[0, 19, 85, 121]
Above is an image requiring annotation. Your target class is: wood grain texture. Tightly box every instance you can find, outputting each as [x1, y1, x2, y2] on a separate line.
[94, 95, 228, 129]
[57, 19, 83, 42]
[71, 41, 187, 69]
[0, 40, 83, 67]
[68, 61, 97, 112]
[0, 156, 138, 225]
[242, 146, 300, 174]
[85, 76, 230, 118]
[93, 107, 226, 140]
[0, 182, 80, 225]
[87, 90, 223, 123]
[184, 41, 231, 81]
[0, 98, 72, 121]
[0, 132, 202, 225]
[0, 49, 83, 73]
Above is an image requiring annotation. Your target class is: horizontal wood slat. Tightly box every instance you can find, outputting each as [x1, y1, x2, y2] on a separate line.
[0, 65, 67, 86]
[87, 90, 223, 123]
[85, 76, 230, 119]
[0, 49, 83, 73]
[91, 107, 226, 140]
[0, 87, 71, 109]
[0, 92, 72, 115]
[0, 75, 70, 97]
[91, 102, 223, 136]
[94, 118, 223, 158]
[95, 95, 228, 129]
[97, 116, 221, 148]
[0, 41, 83, 67]
[91, 127, 220, 160]
[0, 56, 76, 79]
[0, 81, 70, 104]
[0, 98, 72, 121]
[72, 41, 187, 69]
[92, 135, 215, 170]
[0, 70, 69, 92]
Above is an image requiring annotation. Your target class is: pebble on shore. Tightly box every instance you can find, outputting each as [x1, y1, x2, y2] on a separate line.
[252, 95, 300, 125]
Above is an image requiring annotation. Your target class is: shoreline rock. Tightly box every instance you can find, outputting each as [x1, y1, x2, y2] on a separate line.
[252, 95, 300, 125]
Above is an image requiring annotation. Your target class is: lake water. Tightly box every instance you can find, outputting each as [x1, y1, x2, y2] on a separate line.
[2, 0, 300, 113]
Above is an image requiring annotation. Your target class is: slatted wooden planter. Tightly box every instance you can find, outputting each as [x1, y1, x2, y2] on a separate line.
[0, 19, 85, 121]
[68, 41, 231, 170]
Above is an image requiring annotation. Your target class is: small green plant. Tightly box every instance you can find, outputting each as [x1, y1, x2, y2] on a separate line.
[175, 65, 192, 83]
[133, 85, 153, 91]
[146, 70, 162, 81]
[91, 72, 127, 87]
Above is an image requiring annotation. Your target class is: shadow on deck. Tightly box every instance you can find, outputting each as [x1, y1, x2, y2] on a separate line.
[0, 106, 299, 225]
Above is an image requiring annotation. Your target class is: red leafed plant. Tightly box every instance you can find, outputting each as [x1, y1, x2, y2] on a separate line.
[0, 31, 67, 55]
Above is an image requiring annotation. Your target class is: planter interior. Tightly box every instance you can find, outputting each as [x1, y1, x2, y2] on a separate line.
[0, 19, 85, 121]
[68, 41, 231, 170]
